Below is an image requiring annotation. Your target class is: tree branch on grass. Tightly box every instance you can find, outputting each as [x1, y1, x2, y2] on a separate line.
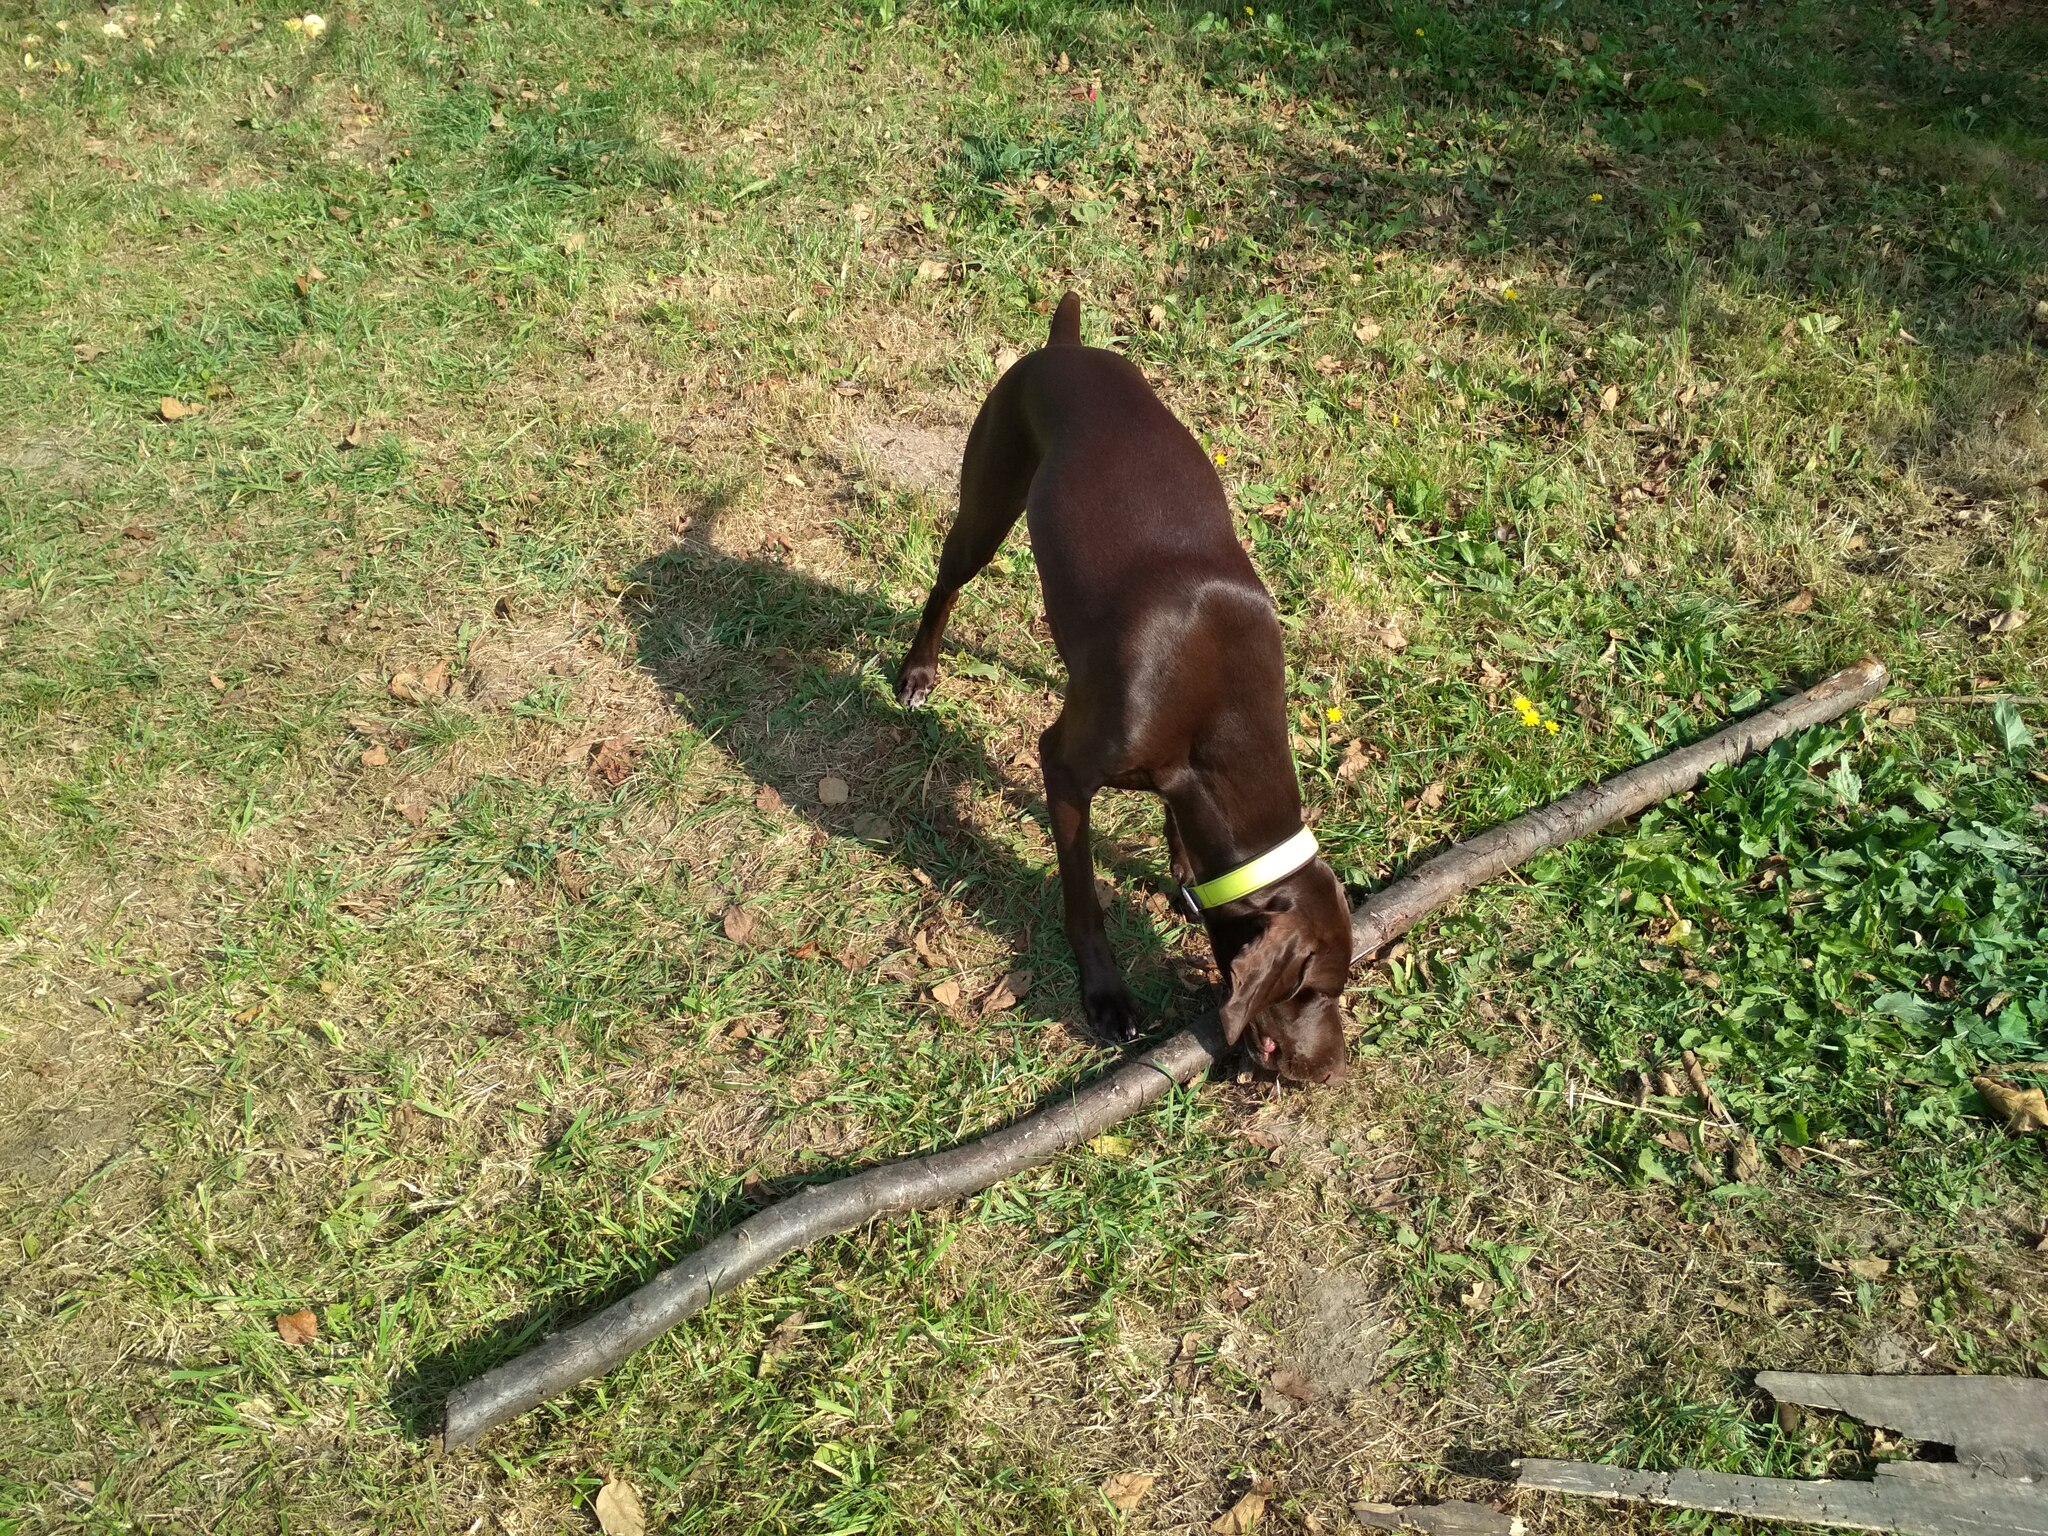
[441, 657, 1888, 1450]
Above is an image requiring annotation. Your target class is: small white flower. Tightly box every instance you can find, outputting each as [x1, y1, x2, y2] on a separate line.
[300, 12, 326, 36]
[102, 20, 128, 36]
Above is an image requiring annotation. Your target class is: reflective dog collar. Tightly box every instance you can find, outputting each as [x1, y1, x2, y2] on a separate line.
[1183, 827, 1319, 912]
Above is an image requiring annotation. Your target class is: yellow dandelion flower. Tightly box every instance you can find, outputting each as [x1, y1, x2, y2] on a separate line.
[1326, 706, 1343, 723]
[1544, 718, 1560, 734]
[1502, 286, 1518, 300]
[1588, 192, 1604, 203]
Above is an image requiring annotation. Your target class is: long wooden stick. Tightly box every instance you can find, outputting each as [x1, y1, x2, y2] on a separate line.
[440, 657, 1887, 1449]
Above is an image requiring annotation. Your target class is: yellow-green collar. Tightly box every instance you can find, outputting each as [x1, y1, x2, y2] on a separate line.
[1184, 827, 1319, 912]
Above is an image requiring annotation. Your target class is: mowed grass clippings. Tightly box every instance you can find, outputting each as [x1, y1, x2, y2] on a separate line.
[1, 0, 2045, 1529]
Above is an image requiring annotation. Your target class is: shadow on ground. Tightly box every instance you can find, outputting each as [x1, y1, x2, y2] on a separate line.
[390, 488, 1237, 1439]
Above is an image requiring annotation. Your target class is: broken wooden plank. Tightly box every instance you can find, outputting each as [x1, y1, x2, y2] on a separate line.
[1516, 1457, 2048, 1536]
[1353, 1499, 1523, 1535]
[1759, 1373, 2048, 1480]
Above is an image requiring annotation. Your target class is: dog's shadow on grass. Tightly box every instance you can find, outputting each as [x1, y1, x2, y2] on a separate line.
[616, 519, 1207, 1018]
[389, 514, 1220, 1441]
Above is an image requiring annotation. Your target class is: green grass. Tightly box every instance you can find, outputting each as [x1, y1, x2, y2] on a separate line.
[2, 0, 2045, 1529]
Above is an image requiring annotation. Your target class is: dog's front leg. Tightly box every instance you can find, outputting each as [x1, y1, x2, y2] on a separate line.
[1162, 803, 1197, 889]
[1041, 725, 1141, 1041]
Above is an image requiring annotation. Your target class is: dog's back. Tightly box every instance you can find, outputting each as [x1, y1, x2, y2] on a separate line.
[973, 304, 1282, 734]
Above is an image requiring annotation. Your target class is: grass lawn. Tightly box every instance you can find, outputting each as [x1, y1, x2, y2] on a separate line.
[3, 0, 2047, 1529]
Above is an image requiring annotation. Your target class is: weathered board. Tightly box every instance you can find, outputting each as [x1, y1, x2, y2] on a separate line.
[1758, 1373, 2048, 1480]
[1517, 1457, 2048, 1536]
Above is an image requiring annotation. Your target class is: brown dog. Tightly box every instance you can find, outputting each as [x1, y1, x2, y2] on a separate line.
[896, 293, 1352, 1082]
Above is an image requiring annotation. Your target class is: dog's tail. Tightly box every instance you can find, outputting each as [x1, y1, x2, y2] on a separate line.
[1047, 291, 1081, 347]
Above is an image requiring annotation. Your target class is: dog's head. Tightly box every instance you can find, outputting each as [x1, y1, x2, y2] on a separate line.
[1209, 859, 1353, 1084]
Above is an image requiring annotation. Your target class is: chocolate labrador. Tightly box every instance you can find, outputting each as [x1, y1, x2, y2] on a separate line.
[896, 293, 1353, 1082]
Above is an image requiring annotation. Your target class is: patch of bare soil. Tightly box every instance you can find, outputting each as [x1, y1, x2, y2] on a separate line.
[0, 432, 98, 496]
[1280, 1267, 1398, 1401]
[847, 418, 968, 499]
[0, 997, 141, 1188]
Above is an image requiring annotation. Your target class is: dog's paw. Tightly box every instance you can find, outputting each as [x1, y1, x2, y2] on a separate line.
[895, 659, 937, 709]
[1083, 986, 1144, 1043]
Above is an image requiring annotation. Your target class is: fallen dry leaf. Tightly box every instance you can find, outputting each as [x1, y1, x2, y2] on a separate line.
[1145, 303, 1168, 331]
[274, 1309, 317, 1346]
[1337, 738, 1377, 782]
[1974, 1075, 2048, 1133]
[74, 341, 105, 362]
[1268, 1367, 1317, 1402]
[764, 1308, 809, 1357]
[561, 230, 587, 255]
[208, 671, 228, 692]
[1731, 1135, 1764, 1184]
[588, 736, 637, 787]
[928, 979, 962, 1010]
[122, 523, 153, 542]
[158, 396, 202, 421]
[1988, 609, 2029, 635]
[1460, 1278, 1498, 1312]
[1352, 317, 1383, 344]
[1101, 1472, 1157, 1512]
[1416, 780, 1447, 812]
[388, 670, 425, 703]
[419, 657, 451, 697]
[817, 775, 850, 806]
[338, 421, 366, 451]
[294, 263, 325, 296]
[722, 907, 760, 946]
[554, 849, 589, 901]
[1779, 589, 1816, 616]
[359, 744, 389, 768]
[1087, 1132, 1132, 1158]
[1599, 383, 1621, 413]
[1843, 1256, 1891, 1281]
[754, 784, 786, 814]
[594, 1473, 646, 1536]
[980, 969, 1033, 1015]
[993, 345, 1021, 374]
[1212, 1491, 1268, 1534]
[915, 258, 949, 283]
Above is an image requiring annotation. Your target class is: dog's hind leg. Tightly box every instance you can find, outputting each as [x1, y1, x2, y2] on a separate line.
[896, 372, 1036, 708]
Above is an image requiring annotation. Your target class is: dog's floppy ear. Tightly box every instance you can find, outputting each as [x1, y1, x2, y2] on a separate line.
[1218, 913, 1310, 1046]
